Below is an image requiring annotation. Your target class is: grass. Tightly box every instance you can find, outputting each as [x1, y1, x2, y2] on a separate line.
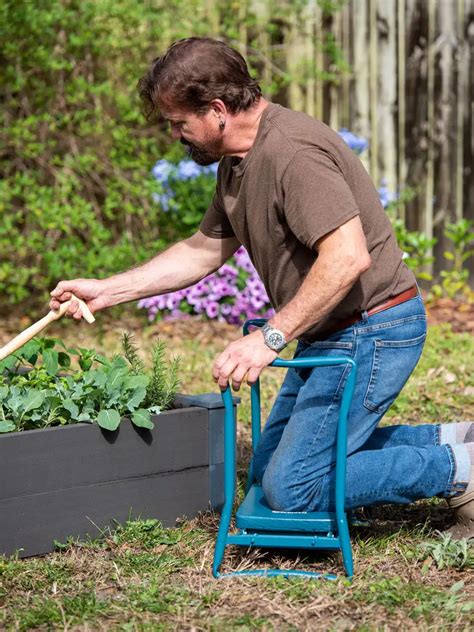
[0, 318, 473, 630]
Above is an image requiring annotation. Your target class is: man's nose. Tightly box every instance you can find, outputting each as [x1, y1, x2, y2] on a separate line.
[170, 126, 181, 140]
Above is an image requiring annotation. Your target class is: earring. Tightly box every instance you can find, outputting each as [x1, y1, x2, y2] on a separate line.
[219, 120, 225, 130]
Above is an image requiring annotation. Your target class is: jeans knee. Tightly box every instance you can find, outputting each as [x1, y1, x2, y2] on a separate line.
[262, 461, 330, 513]
[261, 462, 299, 512]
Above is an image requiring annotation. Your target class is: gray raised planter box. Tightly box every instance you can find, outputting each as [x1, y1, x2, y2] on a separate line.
[0, 393, 238, 558]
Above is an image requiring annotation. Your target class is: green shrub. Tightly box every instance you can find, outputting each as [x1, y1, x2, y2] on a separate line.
[0, 1, 181, 309]
[430, 219, 474, 299]
[1, 0, 351, 313]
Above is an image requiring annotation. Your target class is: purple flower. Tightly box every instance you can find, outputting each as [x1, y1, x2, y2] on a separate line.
[152, 159, 175, 184]
[338, 129, 369, 154]
[205, 301, 219, 318]
[378, 180, 397, 208]
[220, 304, 233, 315]
[203, 162, 219, 176]
[218, 264, 238, 278]
[250, 297, 266, 310]
[177, 160, 203, 180]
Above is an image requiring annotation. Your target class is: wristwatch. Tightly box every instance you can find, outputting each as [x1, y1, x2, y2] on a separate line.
[262, 324, 288, 352]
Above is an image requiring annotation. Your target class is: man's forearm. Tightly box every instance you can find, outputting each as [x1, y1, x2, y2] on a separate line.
[269, 215, 371, 342]
[101, 238, 218, 306]
[269, 250, 370, 343]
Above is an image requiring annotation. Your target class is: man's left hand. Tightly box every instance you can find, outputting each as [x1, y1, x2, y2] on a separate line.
[212, 330, 278, 391]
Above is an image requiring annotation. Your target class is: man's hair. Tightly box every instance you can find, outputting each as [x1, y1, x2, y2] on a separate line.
[137, 37, 262, 122]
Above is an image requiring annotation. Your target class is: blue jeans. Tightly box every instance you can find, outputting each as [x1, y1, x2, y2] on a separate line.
[253, 294, 467, 512]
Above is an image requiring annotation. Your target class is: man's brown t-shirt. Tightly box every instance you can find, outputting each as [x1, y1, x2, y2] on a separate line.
[199, 102, 416, 341]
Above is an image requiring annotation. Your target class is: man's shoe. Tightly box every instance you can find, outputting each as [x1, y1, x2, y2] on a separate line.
[446, 442, 474, 539]
[446, 500, 474, 540]
[447, 483, 474, 508]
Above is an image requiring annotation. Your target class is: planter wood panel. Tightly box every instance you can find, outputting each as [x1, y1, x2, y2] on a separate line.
[0, 393, 237, 558]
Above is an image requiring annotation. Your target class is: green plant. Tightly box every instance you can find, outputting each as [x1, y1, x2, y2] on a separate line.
[430, 219, 474, 299]
[382, 188, 438, 282]
[111, 518, 182, 550]
[0, 334, 180, 433]
[392, 219, 437, 281]
[121, 331, 146, 375]
[146, 340, 181, 411]
[353, 576, 472, 622]
[418, 532, 473, 570]
[121, 332, 181, 410]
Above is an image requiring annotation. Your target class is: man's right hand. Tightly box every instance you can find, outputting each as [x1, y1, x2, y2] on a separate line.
[49, 279, 109, 320]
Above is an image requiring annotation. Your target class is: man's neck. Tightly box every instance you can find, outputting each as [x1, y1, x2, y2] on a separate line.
[223, 98, 270, 159]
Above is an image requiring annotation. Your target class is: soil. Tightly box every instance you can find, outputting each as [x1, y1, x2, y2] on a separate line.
[149, 296, 474, 338]
[424, 297, 474, 334]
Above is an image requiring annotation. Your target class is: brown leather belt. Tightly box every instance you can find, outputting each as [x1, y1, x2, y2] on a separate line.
[324, 285, 419, 337]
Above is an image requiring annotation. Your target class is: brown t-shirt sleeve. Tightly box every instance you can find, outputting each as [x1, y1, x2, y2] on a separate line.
[199, 167, 235, 239]
[281, 148, 360, 249]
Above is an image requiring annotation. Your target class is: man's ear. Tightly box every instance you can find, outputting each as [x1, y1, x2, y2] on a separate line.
[209, 99, 227, 120]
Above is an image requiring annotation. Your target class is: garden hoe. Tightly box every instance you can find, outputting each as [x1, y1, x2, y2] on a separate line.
[0, 294, 95, 362]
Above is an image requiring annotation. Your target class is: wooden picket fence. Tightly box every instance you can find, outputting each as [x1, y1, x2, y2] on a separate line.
[205, 0, 473, 274]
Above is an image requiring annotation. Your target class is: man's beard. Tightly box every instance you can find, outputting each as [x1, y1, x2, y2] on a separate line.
[180, 137, 221, 166]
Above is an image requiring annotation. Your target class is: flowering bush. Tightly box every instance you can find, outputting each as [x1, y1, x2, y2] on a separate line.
[138, 246, 274, 324]
[140, 129, 407, 324]
[152, 158, 218, 240]
[144, 156, 275, 323]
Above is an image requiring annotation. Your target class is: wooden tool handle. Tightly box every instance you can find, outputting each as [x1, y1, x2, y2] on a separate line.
[0, 293, 95, 361]
[52, 293, 95, 324]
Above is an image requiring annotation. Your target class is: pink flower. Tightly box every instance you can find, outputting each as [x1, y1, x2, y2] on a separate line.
[205, 301, 219, 319]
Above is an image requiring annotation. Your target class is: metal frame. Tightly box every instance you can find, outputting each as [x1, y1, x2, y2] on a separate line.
[212, 319, 357, 580]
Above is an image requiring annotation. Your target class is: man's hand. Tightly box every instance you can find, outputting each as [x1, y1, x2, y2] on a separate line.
[49, 279, 108, 319]
[212, 330, 278, 391]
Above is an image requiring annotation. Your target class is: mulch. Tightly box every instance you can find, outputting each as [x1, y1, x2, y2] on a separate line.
[0, 296, 473, 347]
[424, 297, 474, 335]
[148, 296, 474, 339]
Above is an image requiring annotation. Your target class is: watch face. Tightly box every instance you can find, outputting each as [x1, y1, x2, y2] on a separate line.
[268, 332, 284, 348]
[263, 325, 286, 351]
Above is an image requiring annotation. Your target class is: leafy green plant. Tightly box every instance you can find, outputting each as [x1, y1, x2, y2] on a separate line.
[110, 518, 182, 550]
[418, 532, 473, 571]
[391, 219, 437, 281]
[382, 187, 438, 282]
[0, 334, 180, 433]
[353, 575, 471, 621]
[430, 219, 474, 299]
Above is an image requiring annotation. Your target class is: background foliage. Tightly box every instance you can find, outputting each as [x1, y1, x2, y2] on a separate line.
[1, 0, 168, 308]
[0, 0, 348, 312]
[1, 0, 472, 316]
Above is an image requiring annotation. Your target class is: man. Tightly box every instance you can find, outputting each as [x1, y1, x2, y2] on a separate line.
[50, 37, 473, 538]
